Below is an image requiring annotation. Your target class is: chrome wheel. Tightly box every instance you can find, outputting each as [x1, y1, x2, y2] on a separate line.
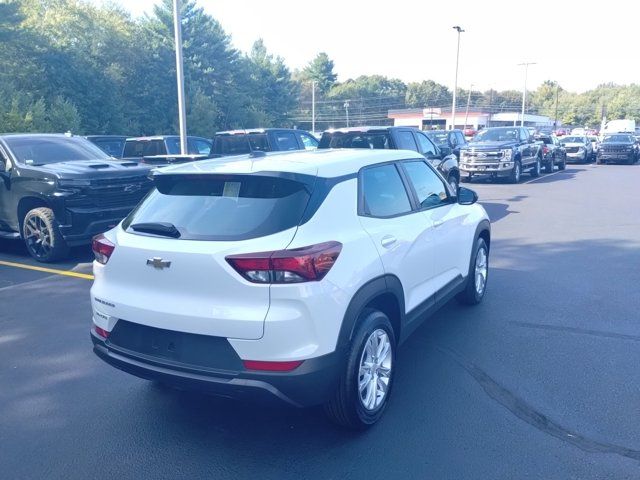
[475, 247, 488, 295]
[358, 329, 392, 411]
[24, 215, 52, 259]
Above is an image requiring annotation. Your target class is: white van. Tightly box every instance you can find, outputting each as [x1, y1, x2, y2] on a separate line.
[603, 119, 636, 134]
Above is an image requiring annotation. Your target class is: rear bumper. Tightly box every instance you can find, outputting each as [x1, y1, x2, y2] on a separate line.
[91, 330, 343, 408]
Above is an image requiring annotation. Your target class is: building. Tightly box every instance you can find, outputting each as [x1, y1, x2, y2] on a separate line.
[388, 107, 554, 131]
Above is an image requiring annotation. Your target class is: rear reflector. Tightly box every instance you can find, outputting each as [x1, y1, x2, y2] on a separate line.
[92, 234, 115, 265]
[243, 360, 304, 372]
[94, 326, 110, 339]
[226, 241, 342, 284]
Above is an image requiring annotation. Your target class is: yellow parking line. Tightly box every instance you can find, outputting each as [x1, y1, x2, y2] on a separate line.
[0, 260, 94, 280]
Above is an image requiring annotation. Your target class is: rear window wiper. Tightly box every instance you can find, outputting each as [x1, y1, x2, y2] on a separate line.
[130, 222, 181, 238]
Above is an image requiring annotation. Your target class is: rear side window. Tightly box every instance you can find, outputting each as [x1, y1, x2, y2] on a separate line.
[274, 132, 299, 151]
[360, 164, 412, 217]
[124, 175, 311, 241]
[300, 133, 319, 149]
[123, 140, 165, 158]
[319, 132, 391, 149]
[395, 131, 418, 151]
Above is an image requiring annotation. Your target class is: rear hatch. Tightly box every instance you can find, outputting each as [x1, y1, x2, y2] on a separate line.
[93, 172, 315, 340]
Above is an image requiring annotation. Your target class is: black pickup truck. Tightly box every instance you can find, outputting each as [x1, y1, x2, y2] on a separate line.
[318, 126, 461, 192]
[0, 134, 152, 262]
[459, 126, 543, 183]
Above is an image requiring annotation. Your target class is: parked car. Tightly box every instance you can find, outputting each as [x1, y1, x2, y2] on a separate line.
[210, 129, 318, 157]
[122, 135, 212, 161]
[458, 126, 543, 183]
[318, 126, 460, 192]
[424, 129, 468, 159]
[85, 135, 128, 158]
[587, 135, 600, 160]
[90, 149, 490, 429]
[0, 134, 152, 262]
[535, 134, 567, 172]
[463, 127, 477, 138]
[559, 135, 593, 163]
[597, 133, 638, 165]
[555, 128, 567, 137]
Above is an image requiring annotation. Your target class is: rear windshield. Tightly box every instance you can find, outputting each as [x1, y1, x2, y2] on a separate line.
[319, 132, 391, 149]
[560, 136, 584, 143]
[213, 134, 270, 156]
[123, 175, 311, 241]
[5, 136, 110, 165]
[536, 137, 553, 144]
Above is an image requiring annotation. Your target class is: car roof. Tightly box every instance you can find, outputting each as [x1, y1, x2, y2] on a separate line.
[125, 135, 210, 141]
[323, 126, 409, 134]
[214, 128, 299, 135]
[155, 149, 423, 179]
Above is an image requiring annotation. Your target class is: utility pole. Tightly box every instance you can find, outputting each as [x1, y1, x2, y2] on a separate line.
[451, 26, 465, 131]
[518, 62, 536, 127]
[554, 81, 559, 130]
[311, 81, 316, 134]
[173, 0, 187, 155]
[344, 101, 350, 128]
[464, 84, 474, 130]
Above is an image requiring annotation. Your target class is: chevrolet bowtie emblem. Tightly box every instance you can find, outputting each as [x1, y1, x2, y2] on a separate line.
[147, 257, 171, 269]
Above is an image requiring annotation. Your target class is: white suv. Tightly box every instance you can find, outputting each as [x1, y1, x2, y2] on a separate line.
[90, 149, 490, 429]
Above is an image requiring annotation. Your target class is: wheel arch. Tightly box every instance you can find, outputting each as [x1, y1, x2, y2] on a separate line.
[336, 275, 405, 352]
[17, 196, 51, 234]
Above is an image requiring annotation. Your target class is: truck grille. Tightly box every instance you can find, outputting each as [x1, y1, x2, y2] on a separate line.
[463, 151, 504, 163]
[601, 146, 630, 153]
[66, 176, 152, 209]
[565, 147, 580, 153]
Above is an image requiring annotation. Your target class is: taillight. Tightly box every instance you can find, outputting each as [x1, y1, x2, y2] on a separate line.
[226, 241, 342, 283]
[92, 234, 115, 264]
[543, 146, 549, 154]
[94, 325, 110, 339]
[243, 360, 304, 372]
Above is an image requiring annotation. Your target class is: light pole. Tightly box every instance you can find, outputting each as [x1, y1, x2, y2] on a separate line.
[464, 83, 474, 131]
[451, 26, 465, 131]
[518, 62, 536, 127]
[344, 101, 350, 128]
[311, 81, 316, 134]
[172, 0, 187, 154]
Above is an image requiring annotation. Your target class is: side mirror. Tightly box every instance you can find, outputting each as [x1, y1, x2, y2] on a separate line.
[457, 186, 478, 205]
[439, 146, 452, 156]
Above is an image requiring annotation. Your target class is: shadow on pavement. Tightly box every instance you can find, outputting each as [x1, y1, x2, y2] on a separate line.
[479, 202, 517, 223]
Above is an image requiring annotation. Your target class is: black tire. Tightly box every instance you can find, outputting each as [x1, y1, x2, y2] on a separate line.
[22, 207, 68, 262]
[457, 237, 489, 306]
[558, 158, 566, 170]
[530, 156, 541, 177]
[544, 155, 554, 174]
[582, 151, 589, 164]
[508, 160, 521, 183]
[324, 309, 396, 430]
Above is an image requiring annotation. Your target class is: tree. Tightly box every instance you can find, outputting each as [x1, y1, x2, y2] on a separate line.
[405, 80, 451, 108]
[301, 52, 337, 95]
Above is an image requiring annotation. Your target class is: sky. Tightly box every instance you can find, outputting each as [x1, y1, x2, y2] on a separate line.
[94, 0, 638, 93]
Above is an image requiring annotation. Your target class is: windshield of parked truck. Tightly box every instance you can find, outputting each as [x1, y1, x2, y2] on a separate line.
[602, 135, 633, 143]
[5, 136, 111, 165]
[424, 131, 448, 146]
[472, 128, 519, 142]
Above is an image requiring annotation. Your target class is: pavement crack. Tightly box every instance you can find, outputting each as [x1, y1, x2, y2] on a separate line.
[435, 344, 640, 462]
[511, 321, 640, 343]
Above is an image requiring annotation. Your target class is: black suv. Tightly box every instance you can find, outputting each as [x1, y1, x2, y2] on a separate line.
[210, 129, 318, 157]
[424, 129, 468, 159]
[597, 133, 639, 165]
[122, 136, 213, 161]
[85, 135, 128, 158]
[318, 126, 460, 192]
[0, 134, 152, 262]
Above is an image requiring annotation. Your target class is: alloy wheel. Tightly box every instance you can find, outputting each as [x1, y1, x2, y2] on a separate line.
[24, 216, 52, 259]
[358, 329, 392, 411]
[475, 247, 488, 295]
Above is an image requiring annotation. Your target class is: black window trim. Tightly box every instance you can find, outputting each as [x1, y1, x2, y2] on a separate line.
[398, 159, 456, 213]
[357, 160, 420, 219]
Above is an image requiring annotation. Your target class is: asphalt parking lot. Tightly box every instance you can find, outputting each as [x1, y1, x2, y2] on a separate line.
[1, 163, 639, 479]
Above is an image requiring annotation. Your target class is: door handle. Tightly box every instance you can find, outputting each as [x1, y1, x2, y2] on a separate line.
[433, 220, 444, 228]
[381, 235, 397, 248]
